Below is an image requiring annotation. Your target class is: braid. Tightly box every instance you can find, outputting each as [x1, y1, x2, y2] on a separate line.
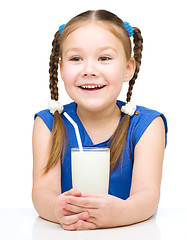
[109, 27, 143, 172]
[49, 31, 61, 101]
[44, 30, 66, 174]
[126, 27, 143, 102]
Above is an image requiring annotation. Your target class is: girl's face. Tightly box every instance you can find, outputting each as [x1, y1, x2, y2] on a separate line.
[60, 22, 135, 113]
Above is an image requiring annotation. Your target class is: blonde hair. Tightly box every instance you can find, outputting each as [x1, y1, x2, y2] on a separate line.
[45, 10, 143, 174]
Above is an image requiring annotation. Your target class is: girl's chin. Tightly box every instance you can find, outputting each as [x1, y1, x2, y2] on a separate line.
[78, 104, 105, 112]
[76, 100, 114, 113]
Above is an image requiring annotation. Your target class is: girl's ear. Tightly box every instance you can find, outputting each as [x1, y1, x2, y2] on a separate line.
[59, 60, 64, 81]
[123, 57, 136, 82]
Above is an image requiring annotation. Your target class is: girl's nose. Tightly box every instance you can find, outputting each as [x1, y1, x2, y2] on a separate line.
[82, 60, 98, 78]
[83, 72, 96, 77]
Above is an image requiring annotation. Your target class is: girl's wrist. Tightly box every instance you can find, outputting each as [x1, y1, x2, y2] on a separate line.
[53, 195, 62, 224]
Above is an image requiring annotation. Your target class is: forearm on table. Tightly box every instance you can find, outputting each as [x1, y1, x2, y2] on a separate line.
[119, 189, 160, 226]
[32, 187, 60, 224]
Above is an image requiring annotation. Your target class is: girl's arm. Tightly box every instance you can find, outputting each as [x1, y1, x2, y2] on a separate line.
[32, 117, 89, 225]
[62, 116, 166, 229]
[32, 116, 62, 223]
[127, 115, 166, 222]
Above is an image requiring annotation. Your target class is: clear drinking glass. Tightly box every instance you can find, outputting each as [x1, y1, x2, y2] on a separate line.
[71, 147, 110, 194]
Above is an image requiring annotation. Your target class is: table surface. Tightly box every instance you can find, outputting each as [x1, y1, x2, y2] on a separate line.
[0, 208, 187, 240]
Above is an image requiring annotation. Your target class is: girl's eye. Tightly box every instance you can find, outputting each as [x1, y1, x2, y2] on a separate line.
[70, 57, 82, 61]
[99, 56, 111, 61]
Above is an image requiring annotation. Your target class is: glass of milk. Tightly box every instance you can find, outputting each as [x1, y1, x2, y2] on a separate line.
[71, 147, 110, 194]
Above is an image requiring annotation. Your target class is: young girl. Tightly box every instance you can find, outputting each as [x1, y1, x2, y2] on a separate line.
[32, 10, 168, 230]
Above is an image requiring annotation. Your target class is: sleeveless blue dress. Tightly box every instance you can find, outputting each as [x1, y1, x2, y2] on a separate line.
[34, 100, 168, 200]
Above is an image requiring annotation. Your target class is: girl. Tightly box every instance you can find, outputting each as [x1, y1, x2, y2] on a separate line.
[32, 10, 168, 230]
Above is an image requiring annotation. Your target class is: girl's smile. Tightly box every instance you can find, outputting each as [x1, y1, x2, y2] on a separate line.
[78, 84, 106, 92]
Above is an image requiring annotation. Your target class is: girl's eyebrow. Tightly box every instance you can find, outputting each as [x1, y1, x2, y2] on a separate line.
[98, 46, 117, 53]
[64, 46, 117, 55]
[64, 48, 82, 55]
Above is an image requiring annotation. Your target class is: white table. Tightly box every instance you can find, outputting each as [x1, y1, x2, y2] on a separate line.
[0, 208, 187, 240]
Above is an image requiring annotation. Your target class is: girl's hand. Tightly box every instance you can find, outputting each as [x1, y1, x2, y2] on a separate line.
[54, 188, 90, 230]
[63, 193, 125, 229]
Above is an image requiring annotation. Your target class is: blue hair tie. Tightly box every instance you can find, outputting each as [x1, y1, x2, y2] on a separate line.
[124, 21, 134, 37]
[59, 22, 134, 37]
[59, 24, 66, 34]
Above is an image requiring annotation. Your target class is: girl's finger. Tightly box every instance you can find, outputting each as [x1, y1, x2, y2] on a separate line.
[63, 188, 82, 197]
[66, 196, 98, 208]
[64, 202, 83, 214]
[62, 208, 75, 216]
[75, 219, 97, 230]
[62, 222, 79, 231]
[62, 211, 89, 226]
[65, 203, 97, 217]
[82, 193, 106, 198]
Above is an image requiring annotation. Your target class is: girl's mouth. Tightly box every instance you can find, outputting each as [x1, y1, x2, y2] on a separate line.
[79, 85, 105, 91]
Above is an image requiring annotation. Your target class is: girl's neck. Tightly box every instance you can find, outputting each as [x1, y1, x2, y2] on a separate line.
[76, 102, 121, 144]
[77, 102, 120, 123]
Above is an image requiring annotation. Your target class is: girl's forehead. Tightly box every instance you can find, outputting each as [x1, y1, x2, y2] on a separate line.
[63, 22, 123, 47]
[77, 21, 121, 35]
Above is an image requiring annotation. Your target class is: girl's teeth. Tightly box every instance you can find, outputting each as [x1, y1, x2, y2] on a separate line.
[81, 85, 103, 89]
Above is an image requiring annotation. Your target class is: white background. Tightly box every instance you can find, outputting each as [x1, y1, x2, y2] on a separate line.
[0, 0, 186, 208]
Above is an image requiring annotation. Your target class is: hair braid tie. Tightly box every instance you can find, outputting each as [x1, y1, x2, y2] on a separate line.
[121, 102, 136, 116]
[48, 99, 63, 115]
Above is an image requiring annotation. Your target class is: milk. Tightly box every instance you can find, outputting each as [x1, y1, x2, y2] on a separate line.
[71, 148, 110, 194]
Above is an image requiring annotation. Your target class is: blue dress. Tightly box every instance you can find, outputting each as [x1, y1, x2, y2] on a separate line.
[34, 100, 168, 200]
